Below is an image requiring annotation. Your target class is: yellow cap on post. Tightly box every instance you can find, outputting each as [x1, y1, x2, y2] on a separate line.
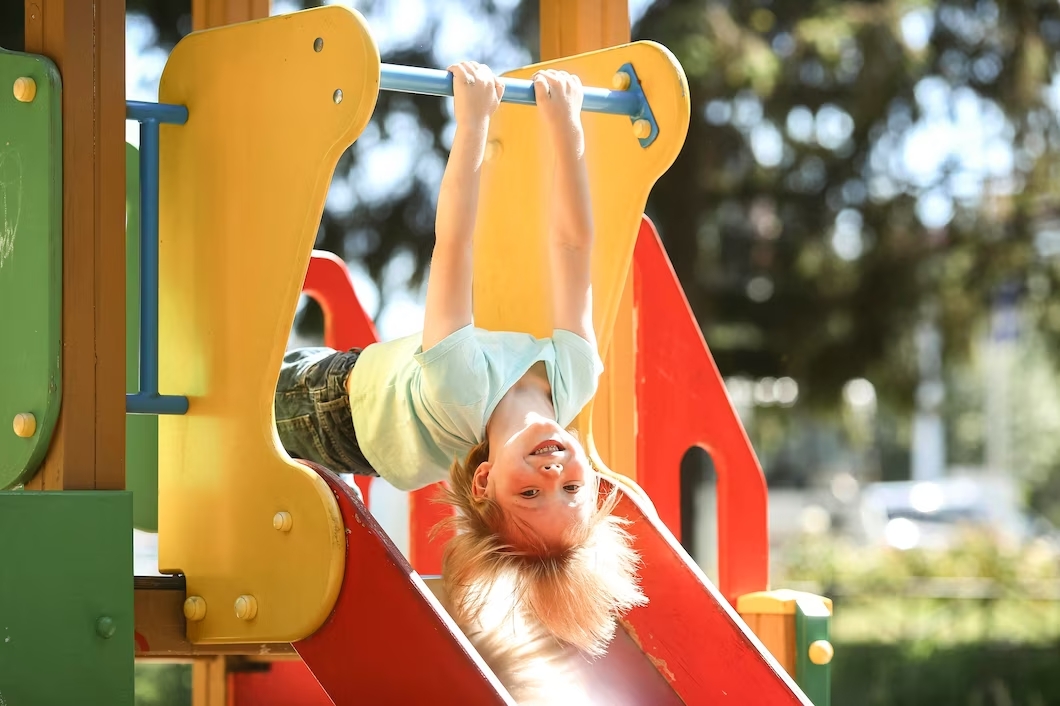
[808, 639, 834, 665]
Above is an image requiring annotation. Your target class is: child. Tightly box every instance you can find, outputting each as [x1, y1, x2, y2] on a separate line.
[275, 61, 645, 689]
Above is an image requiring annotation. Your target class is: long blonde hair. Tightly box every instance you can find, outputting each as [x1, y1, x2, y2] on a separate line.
[434, 437, 646, 697]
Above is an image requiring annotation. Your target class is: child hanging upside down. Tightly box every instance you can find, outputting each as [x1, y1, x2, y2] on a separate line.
[274, 60, 645, 697]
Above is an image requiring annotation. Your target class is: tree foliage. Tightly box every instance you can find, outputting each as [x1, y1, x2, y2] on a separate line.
[636, 0, 1060, 411]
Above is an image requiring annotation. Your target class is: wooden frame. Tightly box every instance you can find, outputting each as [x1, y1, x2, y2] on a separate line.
[24, 0, 127, 491]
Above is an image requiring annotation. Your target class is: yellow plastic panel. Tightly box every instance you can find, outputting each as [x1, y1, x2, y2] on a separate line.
[155, 6, 380, 643]
[473, 42, 689, 475]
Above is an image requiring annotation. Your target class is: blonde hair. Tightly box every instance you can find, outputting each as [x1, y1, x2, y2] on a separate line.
[434, 437, 646, 699]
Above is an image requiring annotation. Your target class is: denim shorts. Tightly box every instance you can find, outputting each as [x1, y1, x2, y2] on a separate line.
[275, 347, 378, 478]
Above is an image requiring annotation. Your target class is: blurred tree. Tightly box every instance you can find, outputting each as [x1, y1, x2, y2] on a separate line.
[635, 0, 1060, 413]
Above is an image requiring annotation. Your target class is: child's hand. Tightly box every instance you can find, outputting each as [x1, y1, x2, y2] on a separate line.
[449, 61, 504, 127]
[532, 69, 584, 140]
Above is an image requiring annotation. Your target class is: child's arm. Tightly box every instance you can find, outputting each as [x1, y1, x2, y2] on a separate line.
[534, 70, 595, 347]
[422, 61, 504, 352]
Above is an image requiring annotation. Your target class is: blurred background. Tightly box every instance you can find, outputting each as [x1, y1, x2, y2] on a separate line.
[7, 0, 1060, 703]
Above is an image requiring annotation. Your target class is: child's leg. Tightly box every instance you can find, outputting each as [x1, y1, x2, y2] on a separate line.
[275, 348, 378, 478]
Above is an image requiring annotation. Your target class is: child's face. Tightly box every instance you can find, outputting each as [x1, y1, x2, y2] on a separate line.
[472, 416, 596, 546]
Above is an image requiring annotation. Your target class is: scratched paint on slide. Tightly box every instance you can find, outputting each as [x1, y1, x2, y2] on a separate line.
[0, 48, 62, 488]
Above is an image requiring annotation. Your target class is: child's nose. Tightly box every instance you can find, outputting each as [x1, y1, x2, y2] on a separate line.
[539, 462, 563, 475]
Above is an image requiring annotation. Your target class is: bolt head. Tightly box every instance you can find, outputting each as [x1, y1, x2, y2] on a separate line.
[12, 413, 36, 438]
[95, 616, 116, 639]
[234, 594, 258, 621]
[13, 77, 36, 103]
[183, 596, 207, 622]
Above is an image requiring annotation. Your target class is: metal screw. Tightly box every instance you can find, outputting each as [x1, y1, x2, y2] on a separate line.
[314, 37, 324, 52]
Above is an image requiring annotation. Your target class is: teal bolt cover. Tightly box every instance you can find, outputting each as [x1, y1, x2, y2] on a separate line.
[95, 615, 116, 639]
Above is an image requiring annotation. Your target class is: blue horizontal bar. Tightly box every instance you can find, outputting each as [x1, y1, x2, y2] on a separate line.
[126, 393, 189, 415]
[379, 64, 644, 117]
[126, 100, 188, 125]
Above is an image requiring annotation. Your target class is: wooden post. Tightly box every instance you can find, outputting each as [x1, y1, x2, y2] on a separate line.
[191, 657, 230, 706]
[24, 0, 126, 491]
[539, 0, 638, 482]
[193, 0, 271, 30]
[539, 0, 630, 62]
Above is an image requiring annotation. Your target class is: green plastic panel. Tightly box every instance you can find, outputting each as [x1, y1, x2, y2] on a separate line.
[795, 596, 832, 706]
[0, 491, 134, 705]
[0, 48, 62, 489]
[125, 142, 159, 532]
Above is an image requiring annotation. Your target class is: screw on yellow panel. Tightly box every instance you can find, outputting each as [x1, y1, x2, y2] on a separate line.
[13, 77, 36, 103]
[612, 71, 631, 90]
[632, 119, 652, 140]
[184, 596, 207, 622]
[485, 140, 503, 162]
[272, 511, 293, 532]
[234, 595, 258, 621]
[808, 639, 834, 665]
[12, 413, 36, 438]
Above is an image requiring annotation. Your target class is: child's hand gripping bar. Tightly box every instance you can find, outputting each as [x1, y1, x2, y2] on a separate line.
[379, 62, 661, 148]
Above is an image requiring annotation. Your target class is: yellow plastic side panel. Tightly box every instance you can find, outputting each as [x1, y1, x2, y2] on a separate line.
[156, 6, 380, 643]
[474, 41, 689, 467]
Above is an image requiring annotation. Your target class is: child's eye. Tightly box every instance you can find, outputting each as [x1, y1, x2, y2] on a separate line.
[564, 484, 581, 493]
[520, 489, 540, 498]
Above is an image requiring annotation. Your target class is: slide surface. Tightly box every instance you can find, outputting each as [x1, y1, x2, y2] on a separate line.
[292, 464, 811, 705]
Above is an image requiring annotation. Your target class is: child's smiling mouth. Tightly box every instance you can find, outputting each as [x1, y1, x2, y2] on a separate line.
[531, 441, 565, 455]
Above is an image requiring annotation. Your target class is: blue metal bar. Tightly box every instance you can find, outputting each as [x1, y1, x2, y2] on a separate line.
[126, 100, 188, 125]
[139, 118, 162, 401]
[124, 112, 189, 415]
[379, 64, 645, 117]
[126, 392, 189, 415]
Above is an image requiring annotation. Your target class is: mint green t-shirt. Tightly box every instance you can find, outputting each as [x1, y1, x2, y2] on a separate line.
[345, 324, 604, 491]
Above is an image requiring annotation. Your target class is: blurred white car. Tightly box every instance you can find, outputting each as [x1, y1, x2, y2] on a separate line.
[858, 475, 1034, 551]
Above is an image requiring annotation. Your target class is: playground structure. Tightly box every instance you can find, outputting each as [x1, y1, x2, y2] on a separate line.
[0, 1, 834, 704]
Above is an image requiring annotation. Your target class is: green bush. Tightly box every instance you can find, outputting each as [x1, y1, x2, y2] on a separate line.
[833, 641, 1060, 706]
[135, 663, 191, 706]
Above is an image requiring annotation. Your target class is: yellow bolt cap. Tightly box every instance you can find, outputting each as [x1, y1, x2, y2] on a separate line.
[485, 140, 503, 162]
[808, 639, 834, 665]
[183, 596, 207, 622]
[612, 71, 632, 91]
[13, 413, 36, 438]
[235, 594, 258, 621]
[13, 77, 36, 103]
[272, 511, 293, 532]
[632, 119, 652, 140]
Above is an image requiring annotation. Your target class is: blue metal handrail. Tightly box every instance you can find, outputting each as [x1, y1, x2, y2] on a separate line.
[125, 101, 189, 416]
